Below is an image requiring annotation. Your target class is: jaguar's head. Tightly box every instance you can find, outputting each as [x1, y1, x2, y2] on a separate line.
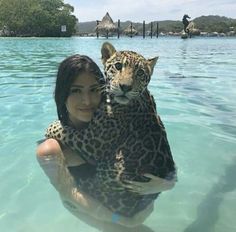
[101, 42, 158, 105]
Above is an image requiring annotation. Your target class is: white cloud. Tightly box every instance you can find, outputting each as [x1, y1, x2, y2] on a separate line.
[65, 0, 236, 22]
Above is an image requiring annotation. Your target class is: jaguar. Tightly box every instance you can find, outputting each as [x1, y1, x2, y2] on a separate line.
[45, 42, 176, 217]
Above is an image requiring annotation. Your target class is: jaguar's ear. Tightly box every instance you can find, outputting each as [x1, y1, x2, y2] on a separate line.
[101, 42, 116, 65]
[147, 56, 159, 75]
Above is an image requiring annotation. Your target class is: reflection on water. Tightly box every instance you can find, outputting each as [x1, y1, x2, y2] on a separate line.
[184, 157, 236, 232]
[0, 37, 236, 232]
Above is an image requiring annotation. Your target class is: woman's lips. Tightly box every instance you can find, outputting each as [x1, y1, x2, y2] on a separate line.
[78, 108, 93, 112]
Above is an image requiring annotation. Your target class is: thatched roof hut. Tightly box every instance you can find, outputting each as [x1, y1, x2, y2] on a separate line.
[123, 23, 138, 37]
[96, 12, 117, 38]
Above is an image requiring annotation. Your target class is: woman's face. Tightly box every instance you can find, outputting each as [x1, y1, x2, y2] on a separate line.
[66, 72, 101, 126]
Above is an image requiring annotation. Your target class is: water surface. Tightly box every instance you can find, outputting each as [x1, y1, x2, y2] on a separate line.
[0, 36, 236, 232]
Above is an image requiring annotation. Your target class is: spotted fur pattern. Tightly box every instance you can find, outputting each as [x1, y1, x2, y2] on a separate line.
[45, 42, 176, 217]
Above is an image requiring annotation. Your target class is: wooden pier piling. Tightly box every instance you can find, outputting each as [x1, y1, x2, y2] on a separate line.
[118, 19, 120, 38]
[143, 21, 145, 38]
[130, 22, 133, 38]
[96, 20, 99, 38]
[156, 22, 159, 37]
[150, 22, 153, 38]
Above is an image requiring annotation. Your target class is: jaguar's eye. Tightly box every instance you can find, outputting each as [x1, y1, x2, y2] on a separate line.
[137, 69, 145, 76]
[115, 62, 123, 70]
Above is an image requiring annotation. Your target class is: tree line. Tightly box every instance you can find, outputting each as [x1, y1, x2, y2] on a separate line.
[0, 0, 77, 36]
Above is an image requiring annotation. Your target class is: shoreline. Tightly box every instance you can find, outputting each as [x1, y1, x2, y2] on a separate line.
[1, 34, 235, 38]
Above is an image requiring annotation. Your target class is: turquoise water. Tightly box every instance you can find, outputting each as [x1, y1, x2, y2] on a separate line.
[0, 36, 236, 232]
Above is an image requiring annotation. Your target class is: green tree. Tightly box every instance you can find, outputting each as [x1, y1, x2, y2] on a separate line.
[0, 0, 77, 36]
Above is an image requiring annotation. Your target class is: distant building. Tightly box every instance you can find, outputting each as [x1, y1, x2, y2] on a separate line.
[96, 12, 118, 38]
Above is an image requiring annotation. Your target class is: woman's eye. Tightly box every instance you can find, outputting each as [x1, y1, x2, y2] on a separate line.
[90, 88, 99, 93]
[70, 88, 81, 94]
[115, 62, 122, 70]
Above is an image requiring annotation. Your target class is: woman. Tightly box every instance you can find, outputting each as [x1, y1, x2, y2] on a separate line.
[36, 54, 175, 229]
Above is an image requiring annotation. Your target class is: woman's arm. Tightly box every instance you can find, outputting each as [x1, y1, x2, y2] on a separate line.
[61, 186, 153, 227]
[36, 139, 152, 227]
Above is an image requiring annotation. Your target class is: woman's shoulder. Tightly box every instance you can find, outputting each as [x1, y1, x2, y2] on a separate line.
[36, 138, 62, 158]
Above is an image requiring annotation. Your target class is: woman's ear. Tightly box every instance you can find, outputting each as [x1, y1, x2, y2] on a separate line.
[101, 42, 116, 65]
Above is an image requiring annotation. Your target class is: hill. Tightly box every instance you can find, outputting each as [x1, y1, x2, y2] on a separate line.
[193, 15, 236, 33]
[77, 15, 236, 35]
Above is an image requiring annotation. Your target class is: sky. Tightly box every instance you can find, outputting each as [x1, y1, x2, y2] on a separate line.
[65, 0, 236, 22]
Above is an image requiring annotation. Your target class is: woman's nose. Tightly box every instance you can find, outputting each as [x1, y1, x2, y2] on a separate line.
[81, 92, 91, 105]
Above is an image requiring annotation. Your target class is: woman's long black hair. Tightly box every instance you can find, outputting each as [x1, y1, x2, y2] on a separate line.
[54, 54, 105, 125]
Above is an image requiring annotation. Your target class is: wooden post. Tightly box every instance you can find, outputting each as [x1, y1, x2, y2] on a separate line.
[131, 22, 133, 38]
[118, 19, 120, 39]
[106, 30, 108, 39]
[143, 20, 145, 38]
[96, 20, 99, 38]
[150, 22, 153, 38]
[156, 22, 159, 38]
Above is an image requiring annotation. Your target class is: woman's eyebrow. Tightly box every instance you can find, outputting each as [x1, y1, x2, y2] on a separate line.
[90, 84, 100, 88]
[71, 84, 83, 88]
[71, 84, 100, 88]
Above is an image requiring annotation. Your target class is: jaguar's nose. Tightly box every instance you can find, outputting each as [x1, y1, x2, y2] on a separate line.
[119, 84, 132, 93]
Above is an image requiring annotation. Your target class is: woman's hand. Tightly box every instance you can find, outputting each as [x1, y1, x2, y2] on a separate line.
[120, 201, 154, 227]
[122, 174, 177, 195]
[93, 201, 154, 227]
